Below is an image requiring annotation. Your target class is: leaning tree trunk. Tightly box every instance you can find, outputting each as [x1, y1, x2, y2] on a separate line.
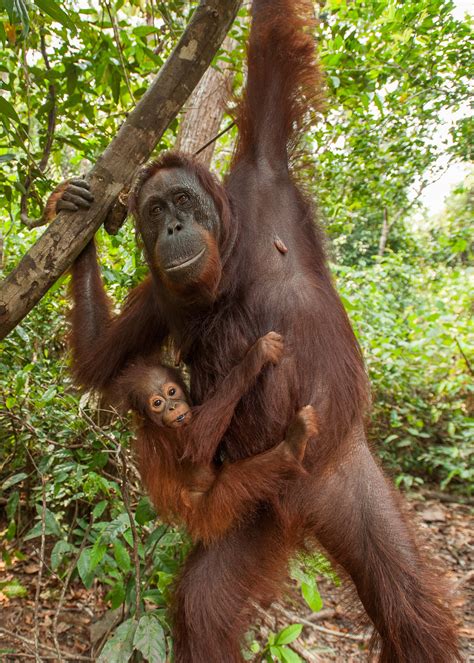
[0, 0, 241, 341]
[175, 36, 236, 167]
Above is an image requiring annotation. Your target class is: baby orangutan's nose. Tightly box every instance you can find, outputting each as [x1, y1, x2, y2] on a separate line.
[168, 403, 176, 410]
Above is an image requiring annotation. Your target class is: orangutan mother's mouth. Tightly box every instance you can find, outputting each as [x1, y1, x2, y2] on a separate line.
[165, 248, 206, 272]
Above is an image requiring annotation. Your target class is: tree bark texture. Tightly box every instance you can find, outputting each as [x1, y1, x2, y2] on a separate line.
[0, 0, 241, 341]
[175, 36, 236, 168]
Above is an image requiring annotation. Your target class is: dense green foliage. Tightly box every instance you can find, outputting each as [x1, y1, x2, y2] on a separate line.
[0, 0, 472, 660]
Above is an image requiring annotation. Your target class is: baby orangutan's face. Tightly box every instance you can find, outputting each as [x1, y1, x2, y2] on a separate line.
[148, 380, 192, 428]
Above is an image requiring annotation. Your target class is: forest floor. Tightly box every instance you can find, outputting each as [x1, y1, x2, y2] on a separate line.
[0, 491, 472, 662]
[257, 492, 474, 662]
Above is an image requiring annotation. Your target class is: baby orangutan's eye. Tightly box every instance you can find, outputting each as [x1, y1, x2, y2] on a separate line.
[153, 399, 162, 408]
[168, 387, 176, 396]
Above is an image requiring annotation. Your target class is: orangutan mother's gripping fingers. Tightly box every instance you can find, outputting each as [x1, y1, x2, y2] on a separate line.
[55, 179, 94, 213]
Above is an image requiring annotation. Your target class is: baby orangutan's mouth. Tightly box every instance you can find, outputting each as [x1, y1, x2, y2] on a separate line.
[173, 411, 190, 426]
[166, 409, 191, 428]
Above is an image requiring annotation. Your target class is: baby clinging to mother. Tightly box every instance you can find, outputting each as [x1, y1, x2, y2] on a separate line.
[116, 331, 317, 545]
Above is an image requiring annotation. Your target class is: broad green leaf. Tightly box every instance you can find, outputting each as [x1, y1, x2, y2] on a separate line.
[90, 539, 107, 569]
[25, 506, 62, 540]
[93, 500, 108, 519]
[34, 0, 77, 33]
[77, 548, 95, 589]
[280, 646, 303, 663]
[133, 613, 166, 662]
[113, 540, 131, 573]
[302, 581, 323, 612]
[41, 386, 57, 403]
[2, 472, 27, 490]
[269, 645, 282, 659]
[98, 618, 137, 663]
[106, 582, 126, 610]
[6, 491, 19, 520]
[51, 540, 75, 571]
[274, 624, 303, 645]
[0, 97, 20, 124]
[135, 497, 156, 525]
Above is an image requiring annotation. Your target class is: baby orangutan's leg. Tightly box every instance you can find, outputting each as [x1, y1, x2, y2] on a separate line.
[281, 404, 318, 462]
[182, 406, 318, 544]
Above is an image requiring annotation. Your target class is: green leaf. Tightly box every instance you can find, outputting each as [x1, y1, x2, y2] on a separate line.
[274, 624, 303, 645]
[269, 645, 283, 659]
[113, 541, 131, 573]
[2, 472, 27, 490]
[3, 0, 29, 35]
[0, 97, 20, 124]
[43, 507, 62, 537]
[280, 646, 303, 663]
[1, 579, 27, 598]
[106, 582, 126, 610]
[133, 25, 158, 37]
[110, 66, 121, 104]
[24, 506, 62, 540]
[135, 497, 156, 525]
[51, 540, 75, 571]
[66, 63, 78, 95]
[133, 613, 166, 662]
[142, 589, 165, 606]
[34, 0, 77, 33]
[302, 581, 323, 612]
[6, 491, 19, 520]
[90, 539, 107, 569]
[98, 618, 137, 663]
[41, 386, 57, 403]
[93, 500, 108, 519]
[77, 548, 95, 589]
[101, 513, 131, 543]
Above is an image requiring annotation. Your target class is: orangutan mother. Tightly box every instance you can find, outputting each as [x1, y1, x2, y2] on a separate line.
[49, 1, 459, 661]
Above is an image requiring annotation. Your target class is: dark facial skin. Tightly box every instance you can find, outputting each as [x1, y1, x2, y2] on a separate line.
[147, 377, 192, 429]
[137, 168, 220, 286]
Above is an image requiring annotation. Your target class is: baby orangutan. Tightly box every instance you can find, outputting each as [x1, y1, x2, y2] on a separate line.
[119, 332, 318, 544]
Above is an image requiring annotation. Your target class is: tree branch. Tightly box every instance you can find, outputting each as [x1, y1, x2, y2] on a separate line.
[0, 0, 241, 340]
[20, 32, 58, 229]
[104, 0, 135, 103]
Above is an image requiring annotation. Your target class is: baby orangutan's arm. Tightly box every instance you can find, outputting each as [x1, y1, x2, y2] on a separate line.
[181, 406, 317, 544]
[184, 331, 284, 464]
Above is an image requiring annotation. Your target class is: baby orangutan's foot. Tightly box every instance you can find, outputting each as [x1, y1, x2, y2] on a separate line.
[255, 331, 284, 365]
[180, 465, 215, 509]
[181, 487, 206, 510]
[285, 405, 318, 462]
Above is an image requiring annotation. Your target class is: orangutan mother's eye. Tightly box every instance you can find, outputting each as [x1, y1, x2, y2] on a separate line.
[149, 202, 164, 217]
[175, 192, 190, 207]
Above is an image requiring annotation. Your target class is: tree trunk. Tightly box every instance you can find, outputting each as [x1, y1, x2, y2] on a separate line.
[0, 0, 241, 341]
[176, 36, 236, 168]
